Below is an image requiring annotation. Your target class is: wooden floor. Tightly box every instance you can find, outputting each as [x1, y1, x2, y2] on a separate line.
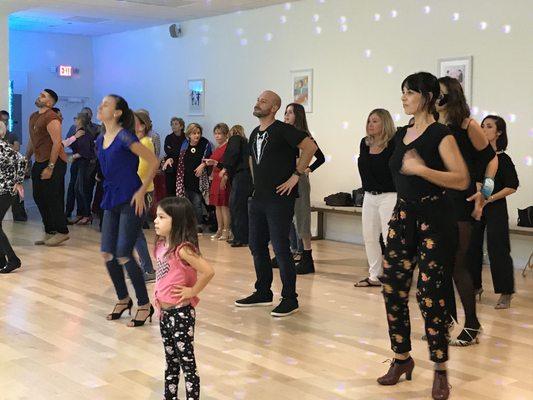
[1, 215, 533, 400]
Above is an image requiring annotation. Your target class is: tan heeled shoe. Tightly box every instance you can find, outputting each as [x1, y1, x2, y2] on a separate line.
[210, 230, 222, 240]
[219, 229, 231, 241]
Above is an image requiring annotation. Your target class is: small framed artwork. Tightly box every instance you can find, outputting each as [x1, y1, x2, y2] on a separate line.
[187, 79, 205, 116]
[290, 69, 313, 113]
[438, 56, 473, 104]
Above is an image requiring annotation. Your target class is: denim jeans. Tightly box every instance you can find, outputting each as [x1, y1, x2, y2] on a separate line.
[249, 196, 297, 300]
[74, 158, 91, 217]
[186, 190, 204, 226]
[101, 202, 149, 306]
[32, 160, 68, 234]
[229, 170, 252, 243]
[65, 160, 80, 218]
[135, 192, 155, 274]
[289, 223, 303, 253]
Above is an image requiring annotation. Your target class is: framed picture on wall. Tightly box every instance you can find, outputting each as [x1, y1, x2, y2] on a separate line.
[290, 69, 313, 113]
[438, 56, 473, 104]
[187, 79, 205, 116]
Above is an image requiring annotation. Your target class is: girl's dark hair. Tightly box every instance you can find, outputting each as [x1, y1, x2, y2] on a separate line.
[482, 115, 508, 151]
[108, 94, 135, 133]
[437, 76, 470, 128]
[401, 72, 440, 116]
[286, 102, 310, 135]
[156, 197, 200, 256]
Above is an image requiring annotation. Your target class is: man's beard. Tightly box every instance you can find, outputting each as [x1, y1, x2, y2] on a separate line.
[253, 108, 267, 118]
[35, 99, 45, 108]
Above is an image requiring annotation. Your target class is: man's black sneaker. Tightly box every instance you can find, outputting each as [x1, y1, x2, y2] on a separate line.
[270, 298, 299, 317]
[235, 292, 273, 307]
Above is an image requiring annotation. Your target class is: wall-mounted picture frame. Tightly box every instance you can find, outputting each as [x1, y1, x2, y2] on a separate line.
[290, 69, 313, 113]
[438, 56, 473, 105]
[187, 79, 205, 116]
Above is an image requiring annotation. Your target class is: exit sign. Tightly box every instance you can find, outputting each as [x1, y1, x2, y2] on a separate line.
[58, 65, 73, 77]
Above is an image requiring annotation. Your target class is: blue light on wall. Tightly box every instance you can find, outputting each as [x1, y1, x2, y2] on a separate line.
[8, 80, 14, 131]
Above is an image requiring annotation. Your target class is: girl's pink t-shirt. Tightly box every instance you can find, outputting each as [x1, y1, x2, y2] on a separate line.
[154, 241, 199, 309]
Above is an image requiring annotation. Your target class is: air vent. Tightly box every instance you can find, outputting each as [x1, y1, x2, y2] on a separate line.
[117, 0, 194, 7]
[63, 16, 110, 24]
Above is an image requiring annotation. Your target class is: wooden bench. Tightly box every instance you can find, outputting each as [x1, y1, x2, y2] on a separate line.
[310, 203, 362, 240]
[311, 202, 533, 275]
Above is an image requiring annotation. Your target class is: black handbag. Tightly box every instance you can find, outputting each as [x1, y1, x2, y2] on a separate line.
[352, 188, 364, 207]
[517, 206, 533, 227]
[324, 192, 354, 206]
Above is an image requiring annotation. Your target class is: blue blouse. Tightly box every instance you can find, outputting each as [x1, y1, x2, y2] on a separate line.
[96, 129, 141, 210]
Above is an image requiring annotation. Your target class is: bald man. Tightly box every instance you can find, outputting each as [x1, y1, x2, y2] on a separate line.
[235, 90, 317, 317]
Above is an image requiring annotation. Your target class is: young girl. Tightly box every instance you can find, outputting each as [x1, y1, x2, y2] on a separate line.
[154, 197, 215, 400]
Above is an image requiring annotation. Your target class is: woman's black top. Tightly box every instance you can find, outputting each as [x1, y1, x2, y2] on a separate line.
[389, 123, 452, 200]
[308, 138, 326, 172]
[164, 132, 185, 160]
[184, 137, 209, 192]
[358, 137, 396, 193]
[219, 135, 250, 178]
[484, 152, 519, 216]
[448, 125, 477, 197]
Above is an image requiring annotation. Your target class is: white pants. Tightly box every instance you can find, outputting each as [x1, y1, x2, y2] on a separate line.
[362, 192, 397, 280]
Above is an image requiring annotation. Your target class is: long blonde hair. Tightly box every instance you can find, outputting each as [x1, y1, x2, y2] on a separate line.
[364, 108, 395, 149]
[229, 124, 246, 140]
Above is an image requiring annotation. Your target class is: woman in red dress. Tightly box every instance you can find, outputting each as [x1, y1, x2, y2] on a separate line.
[208, 123, 231, 240]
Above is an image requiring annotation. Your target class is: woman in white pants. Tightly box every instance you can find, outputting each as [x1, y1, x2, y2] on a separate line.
[355, 109, 397, 287]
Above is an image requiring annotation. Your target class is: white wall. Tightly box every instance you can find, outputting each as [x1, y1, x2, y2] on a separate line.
[9, 30, 94, 148]
[92, 0, 532, 228]
[0, 14, 9, 111]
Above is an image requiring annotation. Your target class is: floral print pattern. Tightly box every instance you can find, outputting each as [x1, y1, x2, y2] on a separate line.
[382, 195, 452, 363]
[160, 305, 200, 400]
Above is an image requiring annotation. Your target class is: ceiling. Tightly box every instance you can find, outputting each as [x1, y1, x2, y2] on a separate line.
[1, 0, 295, 36]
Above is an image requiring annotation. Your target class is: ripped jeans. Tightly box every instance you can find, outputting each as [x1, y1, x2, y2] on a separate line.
[101, 202, 149, 306]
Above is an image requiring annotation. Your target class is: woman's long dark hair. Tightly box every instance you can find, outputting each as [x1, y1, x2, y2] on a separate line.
[108, 94, 135, 133]
[156, 197, 200, 256]
[286, 102, 310, 136]
[437, 76, 470, 128]
[482, 115, 508, 151]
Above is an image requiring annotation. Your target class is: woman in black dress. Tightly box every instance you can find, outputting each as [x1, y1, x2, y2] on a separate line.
[435, 76, 498, 346]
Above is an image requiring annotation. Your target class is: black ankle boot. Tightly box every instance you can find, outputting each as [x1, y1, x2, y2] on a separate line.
[0, 257, 21, 274]
[296, 250, 315, 275]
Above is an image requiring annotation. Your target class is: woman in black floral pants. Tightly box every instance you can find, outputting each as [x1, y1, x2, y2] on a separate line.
[377, 72, 469, 400]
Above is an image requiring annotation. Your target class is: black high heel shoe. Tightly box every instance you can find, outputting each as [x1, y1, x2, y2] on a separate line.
[107, 299, 133, 320]
[128, 304, 154, 327]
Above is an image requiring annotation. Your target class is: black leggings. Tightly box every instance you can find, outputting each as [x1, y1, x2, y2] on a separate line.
[0, 194, 19, 263]
[382, 195, 454, 363]
[449, 221, 479, 328]
[160, 305, 199, 400]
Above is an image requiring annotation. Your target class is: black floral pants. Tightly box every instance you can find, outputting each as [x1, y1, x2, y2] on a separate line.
[160, 305, 200, 400]
[382, 195, 456, 363]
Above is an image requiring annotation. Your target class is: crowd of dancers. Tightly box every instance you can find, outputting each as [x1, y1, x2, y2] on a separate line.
[0, 70, 521, 400]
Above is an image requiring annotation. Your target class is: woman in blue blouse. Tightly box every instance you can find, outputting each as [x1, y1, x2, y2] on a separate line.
[96, 95, 159, 327]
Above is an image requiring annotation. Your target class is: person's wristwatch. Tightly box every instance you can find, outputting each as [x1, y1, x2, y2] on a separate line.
[47, 163, 55, 170]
